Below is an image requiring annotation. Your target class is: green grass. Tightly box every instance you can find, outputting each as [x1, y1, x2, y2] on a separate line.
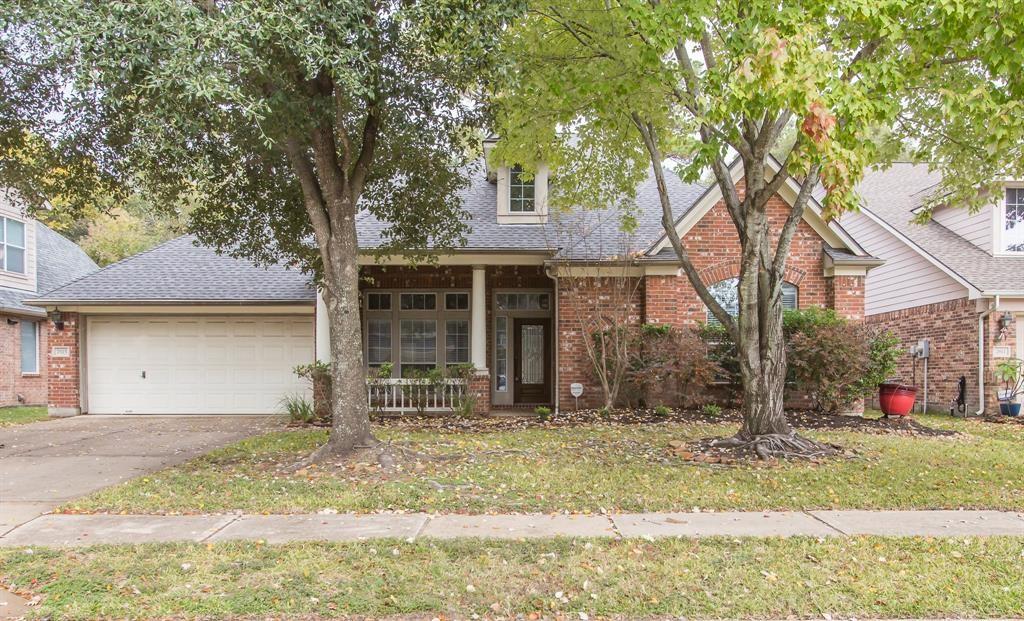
[62, 412, 1024, 514]
[0, 405, 47, 427]
[2, 537, 1022, 619]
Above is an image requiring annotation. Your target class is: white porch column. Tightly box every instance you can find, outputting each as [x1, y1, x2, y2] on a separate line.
[315, 289, 331, 363]
[471, 265, 488, 371]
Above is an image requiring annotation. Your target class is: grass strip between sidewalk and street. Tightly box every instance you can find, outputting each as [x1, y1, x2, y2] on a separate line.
[2, 536, 1023, 620]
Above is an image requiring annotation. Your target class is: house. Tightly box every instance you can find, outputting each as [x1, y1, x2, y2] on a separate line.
[1, 193, 98, 409]
[28, 148, 877, 417]
[841, 164, 1024, 415]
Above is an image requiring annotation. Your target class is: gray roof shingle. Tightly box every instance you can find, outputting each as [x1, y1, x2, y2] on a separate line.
[357, 160, 708, 260]
[855, 163, 1024, 293]
[0, 222, 98, 316]
[30, 235, 315, 304]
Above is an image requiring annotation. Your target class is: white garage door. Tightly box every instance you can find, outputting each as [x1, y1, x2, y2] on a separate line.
[86, 315, 314, 414]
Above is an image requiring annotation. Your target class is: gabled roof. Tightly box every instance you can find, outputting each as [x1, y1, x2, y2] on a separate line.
[0, 222, 98, 317]
[356, 159, 709, 261]
[29, 235, 314, 305]
[646, 155, 870, 258]
[855, 163, 1024, 295]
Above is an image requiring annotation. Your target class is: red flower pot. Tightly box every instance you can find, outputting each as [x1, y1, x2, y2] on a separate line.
[879, 383, 917, 416]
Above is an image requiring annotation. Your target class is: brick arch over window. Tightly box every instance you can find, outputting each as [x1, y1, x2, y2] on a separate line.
[696, 259, 806, 289]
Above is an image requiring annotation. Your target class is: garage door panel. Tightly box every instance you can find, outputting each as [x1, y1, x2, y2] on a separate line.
[87, 315, 314, 414]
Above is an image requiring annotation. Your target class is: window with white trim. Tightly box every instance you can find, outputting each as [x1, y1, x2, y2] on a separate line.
[509, 166, 536, 213]
[705, 278, 798, 326]
[1002, 187, 1024, 253]
[1, 216, 26, 274]
[20, 320, 38, 374]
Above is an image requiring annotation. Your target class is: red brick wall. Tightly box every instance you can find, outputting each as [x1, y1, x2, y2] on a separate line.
[984, 309, 1018, 414]
[556, 275, 645, 409]
[46, 312, 82, 415]
[828, 275, 866, 321]
[0, 314, 47, 407]
[643, 199, 830, 330]
[866, 298, 978, 414]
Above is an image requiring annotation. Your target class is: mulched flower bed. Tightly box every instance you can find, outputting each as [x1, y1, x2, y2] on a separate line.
[369, 406, 960, 436]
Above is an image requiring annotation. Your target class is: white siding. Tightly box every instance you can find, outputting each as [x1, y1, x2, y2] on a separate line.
[931, 203, 993, 253]
[0, 194, 37, 293]
[841, 211, 968, 315]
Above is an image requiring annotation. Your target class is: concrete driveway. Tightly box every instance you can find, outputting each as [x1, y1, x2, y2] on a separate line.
[0, 415, 284, 535]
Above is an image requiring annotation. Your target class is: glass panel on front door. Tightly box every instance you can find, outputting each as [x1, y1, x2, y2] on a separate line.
[521, 324, 545, 384]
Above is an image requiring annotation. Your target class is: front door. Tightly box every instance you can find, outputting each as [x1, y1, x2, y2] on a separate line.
[513, 318, 551, 404]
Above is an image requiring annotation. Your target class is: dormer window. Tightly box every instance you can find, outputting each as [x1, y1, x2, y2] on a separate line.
[509, 166, 536, 213]
[1, 216, 26, 274]
[497, 163, 549, 224]
[1001, 187, 1024, 253]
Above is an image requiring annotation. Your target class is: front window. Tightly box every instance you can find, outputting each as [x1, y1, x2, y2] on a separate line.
[705, 278, 798, 326]
[20, 320, 38, 374]
[509, 166, 536, 213]
[1, 216, 26, 274]
[445, 319, 470, 365]
[1003, 188, 1024, 253]
[400, 319, 437, 377]
[366, 319, 392, 367]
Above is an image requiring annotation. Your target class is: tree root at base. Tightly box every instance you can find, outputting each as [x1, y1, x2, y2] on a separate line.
[711, 432, 842, 461]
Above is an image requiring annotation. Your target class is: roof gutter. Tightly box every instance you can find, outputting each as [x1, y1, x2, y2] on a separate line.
[25, 298, 316, 308]
[0, 305, 46, 318]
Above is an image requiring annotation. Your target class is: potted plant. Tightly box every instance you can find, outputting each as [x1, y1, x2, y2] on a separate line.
[879, 381, 917, 417]
[994, 358, 1023, 416]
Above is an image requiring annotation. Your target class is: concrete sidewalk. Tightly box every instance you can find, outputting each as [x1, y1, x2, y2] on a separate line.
[1, 510, 1022, 547]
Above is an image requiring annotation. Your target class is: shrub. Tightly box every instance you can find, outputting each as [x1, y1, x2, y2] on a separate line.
[698, 308, 902, 414]
[787, 317, 902, 414]
[534, 406, 551, 421]
[653, 404, 671, 416]
[701, 403, 723, 417]
[280, 394, 314, 424]
[626, 324, 720, 408]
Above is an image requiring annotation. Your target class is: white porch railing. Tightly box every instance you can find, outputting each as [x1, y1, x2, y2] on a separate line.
[366, 378, 468, 413]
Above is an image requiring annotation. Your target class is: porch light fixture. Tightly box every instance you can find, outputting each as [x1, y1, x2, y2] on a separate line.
[5, 318, 17, 326]
[48, 309, 64, 331]
[996, 311, 1013, 341]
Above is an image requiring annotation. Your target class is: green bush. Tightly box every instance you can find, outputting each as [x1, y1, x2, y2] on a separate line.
[280, 394, 314, 424]
[701, 403, 723, 417]
[653, 404, 671, 416]
[699, 308, 902, 414]
[534, 406, 551, 421]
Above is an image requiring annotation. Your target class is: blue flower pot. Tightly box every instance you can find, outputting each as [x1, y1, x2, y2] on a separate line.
[999, 402, 1022, 416]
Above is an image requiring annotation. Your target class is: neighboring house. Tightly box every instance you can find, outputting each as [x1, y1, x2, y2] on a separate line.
[1, 193, 98, 408]
[841, 163, 1024, 414]
[29, 143, 878, 417]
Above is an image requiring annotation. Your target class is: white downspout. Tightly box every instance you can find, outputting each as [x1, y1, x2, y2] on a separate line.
[976, 307, 992, 416]
[544, 264, 560, 415]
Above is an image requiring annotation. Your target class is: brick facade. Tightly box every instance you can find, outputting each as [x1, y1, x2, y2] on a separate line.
[641, 201, 831, 330]
[46, 312, 82, 417]
[866, 298, 980, 414]
[556, 275, 645, 409]
[828, 275, 866, 321]
[0, 314, 48, 407]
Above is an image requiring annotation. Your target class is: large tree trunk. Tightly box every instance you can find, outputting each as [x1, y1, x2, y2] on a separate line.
[315, 202, 377, 457]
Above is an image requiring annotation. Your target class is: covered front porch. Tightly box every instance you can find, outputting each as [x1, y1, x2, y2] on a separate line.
[315, 261, 557, 414]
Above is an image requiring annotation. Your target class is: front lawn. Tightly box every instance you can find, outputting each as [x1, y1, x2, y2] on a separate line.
[0, 405, 47, 427]
[3, 536, 1023, 620]
[62, 411, 1024, 514]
